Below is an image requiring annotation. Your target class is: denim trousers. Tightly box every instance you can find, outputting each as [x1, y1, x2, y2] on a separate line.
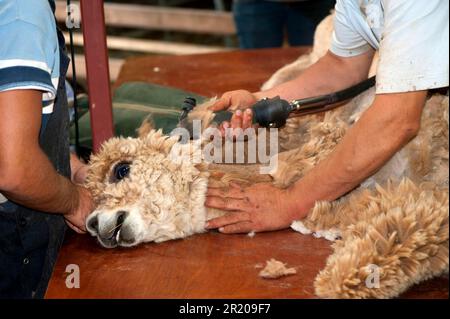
[233, 0, 336, 49]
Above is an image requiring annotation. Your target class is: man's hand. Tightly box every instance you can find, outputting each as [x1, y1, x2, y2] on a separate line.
[68, 154, 93, 233]
[219, 108, 257, 139]
[205, 183, 303, 233]
[211, 51, 375, 114]
[209, 90, 261, 112]
[70, 153, 89, 185]
[65, 186, 94, 234]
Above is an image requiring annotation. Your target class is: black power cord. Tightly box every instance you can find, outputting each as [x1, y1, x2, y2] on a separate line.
[252, 76, 377, 128]
[67, 0, 80, 156]
[210, 76, 377, 128]
[291, 76, 376, 113]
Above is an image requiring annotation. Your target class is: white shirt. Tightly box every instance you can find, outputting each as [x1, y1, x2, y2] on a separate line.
[331, 0, 449, 94]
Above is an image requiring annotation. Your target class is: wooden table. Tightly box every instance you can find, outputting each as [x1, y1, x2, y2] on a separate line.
[46, 48, 449, 299]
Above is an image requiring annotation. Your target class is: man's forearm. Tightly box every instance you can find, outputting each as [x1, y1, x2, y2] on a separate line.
[0, 89, 79, 215]
[286, 92, 427, 218]
[2, 148, 79, 215]
[255, 50, 375, 102]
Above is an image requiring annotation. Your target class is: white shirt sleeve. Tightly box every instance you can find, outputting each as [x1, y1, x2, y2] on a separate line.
[330, 0, 373, 57]
[376, 0, 449, 93]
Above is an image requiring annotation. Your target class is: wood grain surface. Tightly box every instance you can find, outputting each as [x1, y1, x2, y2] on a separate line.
[113, 47, 311, 96]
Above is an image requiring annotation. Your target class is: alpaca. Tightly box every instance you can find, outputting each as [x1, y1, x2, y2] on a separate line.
[84, 14, 449, 298]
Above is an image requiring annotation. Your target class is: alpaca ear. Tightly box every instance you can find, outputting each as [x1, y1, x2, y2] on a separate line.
[137, 115, 155, 138]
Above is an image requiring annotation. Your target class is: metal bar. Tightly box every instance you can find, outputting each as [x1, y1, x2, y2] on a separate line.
[80, 0, 114, 152]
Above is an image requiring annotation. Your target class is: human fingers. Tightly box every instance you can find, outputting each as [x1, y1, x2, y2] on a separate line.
[66, 215, 87, 233]
[219, 121, 230, 137]
[207, 183, 246, 199]
[66, 219, 86, 234]
[205, 211, 251, 229]
[209, 94, 232, 111]
[228, 110, 244, 140]
[219, 221, 255, 234]
[242, 108, 253, 130]
[230, 110, 243, 129]
[205, 196, 250, 211]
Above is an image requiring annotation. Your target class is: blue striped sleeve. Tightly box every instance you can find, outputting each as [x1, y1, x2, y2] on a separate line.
[0, 16, 59, 102]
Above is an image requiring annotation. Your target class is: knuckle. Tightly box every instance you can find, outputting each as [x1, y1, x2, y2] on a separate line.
[228, 225, 239, 233]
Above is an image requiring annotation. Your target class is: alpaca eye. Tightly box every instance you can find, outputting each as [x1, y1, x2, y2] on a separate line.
[112, 162, 131, 182]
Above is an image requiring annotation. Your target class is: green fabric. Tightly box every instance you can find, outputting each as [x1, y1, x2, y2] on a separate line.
[71, 82, 207, 149]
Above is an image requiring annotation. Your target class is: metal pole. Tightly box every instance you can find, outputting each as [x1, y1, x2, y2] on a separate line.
[80, 0, 114, 152]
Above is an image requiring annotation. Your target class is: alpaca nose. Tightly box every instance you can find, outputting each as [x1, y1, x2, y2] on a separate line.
[115, 210, 136, 245]
[87, 215, 98, 233]
[116, 210, 127, 226]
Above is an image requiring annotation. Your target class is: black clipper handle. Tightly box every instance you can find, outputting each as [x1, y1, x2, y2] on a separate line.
[212, 77, 377, 129]
[212, 96, 292, 128]
[251, 97, 292, 128]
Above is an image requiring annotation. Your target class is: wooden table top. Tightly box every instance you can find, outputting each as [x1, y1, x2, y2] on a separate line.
[113, 47, 310, 96]
[46, 48, 449, 299]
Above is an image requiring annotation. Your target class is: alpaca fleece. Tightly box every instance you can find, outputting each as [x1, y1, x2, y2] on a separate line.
[259, 259, 297, 279]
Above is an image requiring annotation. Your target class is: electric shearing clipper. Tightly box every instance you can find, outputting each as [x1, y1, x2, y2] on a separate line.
[179, 76, 376, 130]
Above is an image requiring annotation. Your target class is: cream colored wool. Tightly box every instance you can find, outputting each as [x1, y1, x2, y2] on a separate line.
[312, 180, 449, 299]
[85, 14, 449, 298]
[86, 130, 211, 244]
[259, 259, 297, 279]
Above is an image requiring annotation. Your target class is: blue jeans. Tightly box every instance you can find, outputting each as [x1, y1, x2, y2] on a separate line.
[233, 0, 335, 49]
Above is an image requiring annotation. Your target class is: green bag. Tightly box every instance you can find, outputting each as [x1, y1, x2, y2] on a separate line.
[71, 82, 207, 149]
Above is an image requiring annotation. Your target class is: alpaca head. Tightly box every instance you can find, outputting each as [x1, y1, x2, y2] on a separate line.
[85, 129, 209, 248]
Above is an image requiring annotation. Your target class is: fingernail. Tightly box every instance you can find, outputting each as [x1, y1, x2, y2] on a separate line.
[236, 110, 242, 116]
[219, 227, 225, 233]
[245, 108, 252, 114]
[223, 122, 229, 129]
[205, 222, 210, 228]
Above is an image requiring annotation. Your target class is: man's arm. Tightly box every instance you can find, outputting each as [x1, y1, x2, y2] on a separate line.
[71, 153, 89, 185]
[0, 90, 92, 232]
[210, 49, 375, 112]
[260, 50, 375, 102]
[210, 50, 375, 135]
[285, 91, 426, 216]
[205, 91, 427, 233]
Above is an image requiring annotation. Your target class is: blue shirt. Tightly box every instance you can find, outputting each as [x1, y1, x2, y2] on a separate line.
[0, 0, 59, 206]
[0, 0, 60, 114]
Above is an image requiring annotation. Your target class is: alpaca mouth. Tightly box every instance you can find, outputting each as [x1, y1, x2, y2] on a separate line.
[97, 228, 120, 249]
[98, 237, 118, 249]
[96, 211, 127, 249]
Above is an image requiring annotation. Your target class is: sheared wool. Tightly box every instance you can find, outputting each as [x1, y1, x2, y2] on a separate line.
[259, 259, 297, 279]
